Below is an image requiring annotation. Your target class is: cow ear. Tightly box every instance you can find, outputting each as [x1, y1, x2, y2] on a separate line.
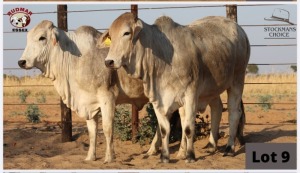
[51, 27, 59, 46]
[97, 30, 110, 48]
[132, 20, 143, 44]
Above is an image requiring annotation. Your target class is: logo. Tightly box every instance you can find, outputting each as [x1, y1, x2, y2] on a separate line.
[7, 7, 32, 32]
[264, 8, 296, 39]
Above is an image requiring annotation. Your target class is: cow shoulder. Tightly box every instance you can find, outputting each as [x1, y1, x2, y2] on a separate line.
[73, 26, 102, 55]
[154, 16, 183, 33]
[75, 26, 102, 41]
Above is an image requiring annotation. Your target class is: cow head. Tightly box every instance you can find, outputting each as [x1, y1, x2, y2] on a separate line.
[102, 12, 142, 69]
[18, 20, 59, 71]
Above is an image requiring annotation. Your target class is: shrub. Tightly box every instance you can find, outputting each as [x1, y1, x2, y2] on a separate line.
[25, 104, 44, 123]
[138, 104, 181, 145]
[137, 103, 158, 145]
[35, 91, 47, 103]
[247, 64, 259, 74]
[113, 103, 211, 145]
[113, 106, 132, 141]
[195, 114, 210, 139]
[18, 89, 31, 103]
[258, 94, 273, 111]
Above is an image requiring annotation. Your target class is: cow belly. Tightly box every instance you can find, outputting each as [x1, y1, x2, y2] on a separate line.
[67, 90, 101, 120]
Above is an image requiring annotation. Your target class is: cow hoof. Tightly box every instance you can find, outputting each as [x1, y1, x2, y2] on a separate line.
[146, 149, 158, 156]
[203, 142, 217, 153]
[185, 158, 196, 163]
[147, 145, 159, 156]
[176, 151, 186, 160]
[85, 156, 96, 161]
[237, 135, 246, 146]
[103, 158, 114, 164]
[160, 154, 170, 163]
[186, 151, 196, 163]
[160, 158, 170, 163]
[223, 146, 235, 157]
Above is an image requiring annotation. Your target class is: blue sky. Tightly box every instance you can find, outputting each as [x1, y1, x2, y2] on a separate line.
[3, 3, 297, 76]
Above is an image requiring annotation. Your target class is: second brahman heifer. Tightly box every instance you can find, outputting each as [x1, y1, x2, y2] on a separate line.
[102, 13, 250, 163]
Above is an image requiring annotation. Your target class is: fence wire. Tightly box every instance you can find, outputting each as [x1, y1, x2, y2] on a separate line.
[3, 4, 284, 16]
[3, 4, 297, 107]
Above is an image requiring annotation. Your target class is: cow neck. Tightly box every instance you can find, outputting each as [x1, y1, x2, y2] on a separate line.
[135, 22, 173, 101]
[49, 31, 79, 107]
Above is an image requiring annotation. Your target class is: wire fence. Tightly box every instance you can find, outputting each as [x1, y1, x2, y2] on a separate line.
[3, 4, 297, 107]
[2, 4, 286, 17]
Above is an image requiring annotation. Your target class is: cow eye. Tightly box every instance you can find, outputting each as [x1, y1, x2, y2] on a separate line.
[123, 32, 130, 36]
[39, 36, 46, 41]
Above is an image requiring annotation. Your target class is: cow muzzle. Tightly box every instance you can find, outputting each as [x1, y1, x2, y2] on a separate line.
[18, 60, 27, 69]
[105, 60, 115, 68]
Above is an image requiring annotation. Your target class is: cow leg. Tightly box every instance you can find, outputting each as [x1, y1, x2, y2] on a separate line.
[204, 97, 222, 153]
[147, 127, 161, 155]
[85, 115, 98, 161]
[101, 100, 116, 163]
[176, 107, 187, 159]
[158, 115, 171, 163]
[148, 109, 181, 156]
[183, 94, 197, 163]
[152, 103, 171, 163]
[224, 87, 243, 157]
[236, 99, 246, 145]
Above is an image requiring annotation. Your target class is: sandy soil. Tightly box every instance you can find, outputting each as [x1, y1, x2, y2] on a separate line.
[3, 97, 296, 170]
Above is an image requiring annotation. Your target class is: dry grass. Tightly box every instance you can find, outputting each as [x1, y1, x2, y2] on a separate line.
[3, 73, 296, 124]
[215, 74, 296, 104]
[4, 73, 296, 97]
[3, 75, 57, 97]
[244, 73, 296, 96]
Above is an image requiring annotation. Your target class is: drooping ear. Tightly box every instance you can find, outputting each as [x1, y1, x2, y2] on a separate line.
[51, 27, 59, 46]
[132, 19, 143, 44]
[97, 30, 110, 48]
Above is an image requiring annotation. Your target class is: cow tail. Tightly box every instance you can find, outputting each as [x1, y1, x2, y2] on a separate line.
[236, 99, 246, 145]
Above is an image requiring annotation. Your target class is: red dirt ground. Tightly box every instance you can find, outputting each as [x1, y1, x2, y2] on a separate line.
[3, 97, 296, 170]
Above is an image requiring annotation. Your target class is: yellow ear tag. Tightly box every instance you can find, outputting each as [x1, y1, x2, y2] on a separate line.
[104, 37, 111, 47]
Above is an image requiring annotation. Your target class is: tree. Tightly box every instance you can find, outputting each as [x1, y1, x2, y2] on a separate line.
[247, 64, 259, 74]
[290, 65, 297, 72]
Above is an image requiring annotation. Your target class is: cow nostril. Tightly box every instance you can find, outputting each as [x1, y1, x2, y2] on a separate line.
[105, 60, 114, 68]
[18, 60, 26, 68]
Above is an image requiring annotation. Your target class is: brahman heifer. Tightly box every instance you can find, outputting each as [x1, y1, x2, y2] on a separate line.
[102, 13, 250, 163]
[18, 20, 149, 163]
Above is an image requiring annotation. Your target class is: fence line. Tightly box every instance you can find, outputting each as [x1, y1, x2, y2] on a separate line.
[3, 4, 297, 108]
[4, 85, 54, 87]
[4, 24, 297, 34]
[248, 63, 297, 65]
[251, 44, 297, 47]
[3, 103, 60, 106]
[3, 44, 297, 51]
[3, 4, 285, 16]
[241, 24, 297, 27]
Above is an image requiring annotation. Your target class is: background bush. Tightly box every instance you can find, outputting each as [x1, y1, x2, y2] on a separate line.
[35, 91, 47, 103]
[258, 94, 273, 111]
[137, 103, 158, 145]
[18, 89, 31, 103]
[113, 106, 132, 141]
[25, 104, 44, 123]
